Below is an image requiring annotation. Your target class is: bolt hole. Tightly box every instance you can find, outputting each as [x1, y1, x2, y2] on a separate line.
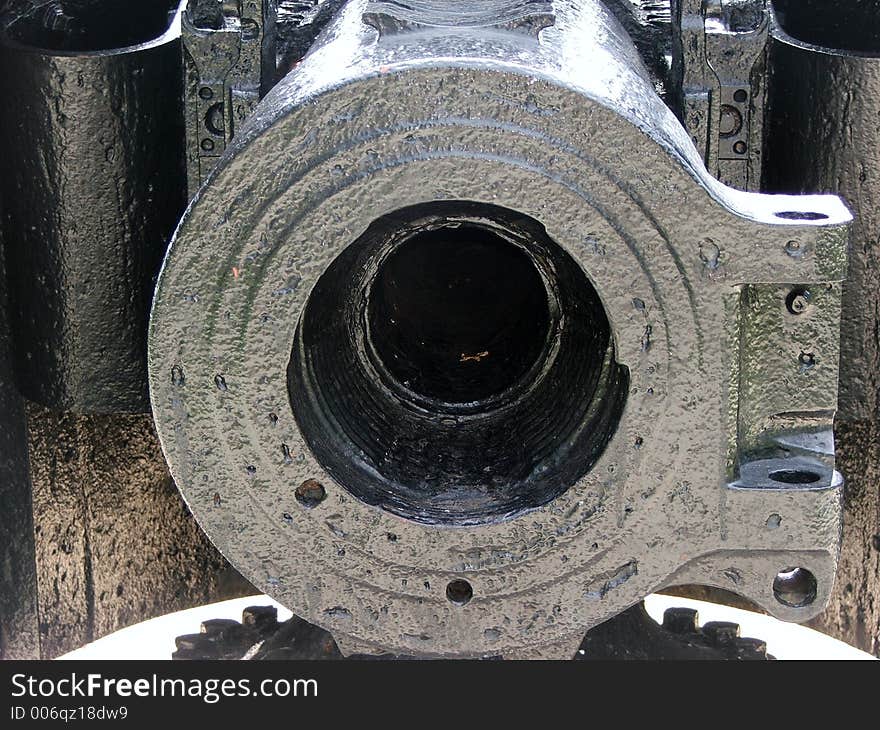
[240, 18, 260, 41]
[798, 351, 817, 372]
[205, 102, 226, 137]
[295, 479, 326, 508]
[773, 567, 817, 607]
[446, 579, 473, 606]
[775, 211, 830, 221]
[768, 469, 822, 485]
[785, 289, 811, 315]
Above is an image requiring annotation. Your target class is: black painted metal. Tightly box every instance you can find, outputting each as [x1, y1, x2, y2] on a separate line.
[0, 0, 874, 658]
[170, 602, 771, 660]
[0, 1, 186, 412]
[764, 1, 880, 653]
[288, 202, 628, 525]
[0, 219, 40, 660]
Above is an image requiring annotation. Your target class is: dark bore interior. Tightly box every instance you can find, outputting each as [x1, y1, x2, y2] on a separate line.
[772, 0, 880, 53]
[369, 225, 551, 406]
[288, 202, 629, 526]
[2, 0, 178, 52]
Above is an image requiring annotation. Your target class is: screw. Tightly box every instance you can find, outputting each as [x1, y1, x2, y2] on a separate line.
[242, 605, 278, 628]
[786, 289, 812, 315]
[662, 607, 698, 634]
[703, 621, 740, 646]
[719, 105, 743, 137]
[784, 240, 805, 258]
[296, 479, 326, 508]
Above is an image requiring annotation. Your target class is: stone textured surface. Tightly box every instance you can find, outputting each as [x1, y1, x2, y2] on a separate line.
[811, 421, 880, 655]
[26, 404, 254, 658]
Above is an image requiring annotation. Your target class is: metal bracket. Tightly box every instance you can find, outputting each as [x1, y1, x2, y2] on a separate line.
[675, 0, 768, 190]
[182, 0, 277, 194]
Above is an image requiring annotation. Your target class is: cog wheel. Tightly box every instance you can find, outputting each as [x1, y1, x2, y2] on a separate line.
[172, 602, 771, 660]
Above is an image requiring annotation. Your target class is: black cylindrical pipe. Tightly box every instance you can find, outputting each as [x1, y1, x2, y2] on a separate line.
[0, 1, 186, 412]
[764, 0, 880, 655]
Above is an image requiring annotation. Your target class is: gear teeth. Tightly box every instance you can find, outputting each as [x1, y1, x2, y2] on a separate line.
[174, 603, 773, 660]
[702, 621, 741, 647]
[174, 633, 222, 660]
[173, 605, 285, 660]
[731, 637, 769, 660]
[662, 607, 699, 634]
[242, 605, 279, 628]
[201, 618, 240, 636]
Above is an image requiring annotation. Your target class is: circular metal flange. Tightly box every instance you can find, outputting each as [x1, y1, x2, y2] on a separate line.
[149, 0, 851, 658]
[150, 68, 696, 656]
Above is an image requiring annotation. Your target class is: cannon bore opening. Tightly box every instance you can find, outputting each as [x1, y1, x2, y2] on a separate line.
[368, 223, 551, 406]
[288, 201, 628, 525]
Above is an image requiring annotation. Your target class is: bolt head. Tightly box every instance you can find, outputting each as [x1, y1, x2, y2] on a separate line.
[786, 289, 812, 315]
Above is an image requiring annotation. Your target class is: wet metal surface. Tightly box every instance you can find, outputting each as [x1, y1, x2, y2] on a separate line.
[0, 1, 187, 412]
[0, 235, 40, 660]
[1, 0, 874, 659]
[764, 1, 880, 655]
[150, 0, 850, 658]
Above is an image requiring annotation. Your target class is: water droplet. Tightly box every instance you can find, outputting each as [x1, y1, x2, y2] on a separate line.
[641, 324, 653, 352]
[699, 239, 721, 271]
[272, 275, 302, 296]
